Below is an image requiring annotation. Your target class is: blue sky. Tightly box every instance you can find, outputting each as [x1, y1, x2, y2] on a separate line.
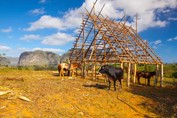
[0, 0, 177, 63]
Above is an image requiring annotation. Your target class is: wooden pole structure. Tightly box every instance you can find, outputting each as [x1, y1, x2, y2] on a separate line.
[120, 62, 123, 68]
[120, 62, 124, 86]
[154, 64, 159, 86]
[160, 64, 164, 87]
[133, 63, 137, 84]
[81, 13, 86, 78]
[136, 13, 138, 34]
[127, 62, 131, 87]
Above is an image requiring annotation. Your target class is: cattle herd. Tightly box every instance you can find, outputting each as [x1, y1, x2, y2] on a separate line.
[58, 63, 156, 91]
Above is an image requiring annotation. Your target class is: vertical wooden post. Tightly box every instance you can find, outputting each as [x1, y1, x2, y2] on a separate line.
[83, 61, 86, 78]
[120, 62, 123, 68]
[120, 62, 124, 86]
[93, 65, 96, 80]
[154, 64, 159, 86]
[160, 64, 164, 87]
[127, 62, 131, 87]
[133, 63, 137, 84]
[82, 13, 85, 78]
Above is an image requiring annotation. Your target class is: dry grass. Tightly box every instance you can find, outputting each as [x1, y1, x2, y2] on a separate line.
[0, 68, 177, 117]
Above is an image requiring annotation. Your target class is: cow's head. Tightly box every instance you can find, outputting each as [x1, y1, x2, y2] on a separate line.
[99, 65, 108, 74]
[151, 71, 156, 76]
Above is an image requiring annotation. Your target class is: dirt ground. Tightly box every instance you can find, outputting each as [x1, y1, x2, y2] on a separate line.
[0, 68, 177, 117]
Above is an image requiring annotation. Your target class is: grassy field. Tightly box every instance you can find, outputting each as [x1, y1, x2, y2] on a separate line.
[0, 67, 177, 117]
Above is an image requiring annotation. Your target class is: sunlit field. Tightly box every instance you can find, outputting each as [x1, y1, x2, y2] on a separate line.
[0, 67, 177, 117]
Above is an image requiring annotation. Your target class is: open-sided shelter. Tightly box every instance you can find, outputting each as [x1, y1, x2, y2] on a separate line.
[69, 0, 163, 87]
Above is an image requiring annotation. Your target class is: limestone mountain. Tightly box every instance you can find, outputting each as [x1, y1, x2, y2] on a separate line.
[60, 49, 72, 63]
[0, 56, 10, 66]
[18, 50, 60, 66]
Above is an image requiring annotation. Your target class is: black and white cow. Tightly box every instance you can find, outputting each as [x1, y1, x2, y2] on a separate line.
[99, 65, 124, 91]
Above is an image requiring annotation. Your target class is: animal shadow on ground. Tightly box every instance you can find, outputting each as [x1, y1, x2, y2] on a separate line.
[83, 83, 108, 89]
[52, 73, 59, 76]
[128, 84, 177, 117]
[52, 73, 69, 77]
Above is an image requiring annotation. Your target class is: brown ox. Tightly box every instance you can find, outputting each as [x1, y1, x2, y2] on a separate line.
[136, 71, 156, 86]
[58, 63, 69, 77]
[58, 63, 81, 77]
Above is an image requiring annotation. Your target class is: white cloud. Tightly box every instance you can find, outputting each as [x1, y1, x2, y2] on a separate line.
[33, 48, 65, 53]
[168, 17, 177, 21]
[42, 32, 75, 45]
[39, 0, 46, 3]
[18, 47, 64, 53]
[24, 15, 64, 31]
[20, 34, 40, 41]
[0, 27, 12, 33]
[0, 45, 11, 51]
[167, 38, 173, 41]
[151, 40, 162, 49]
[29, 8, 45, 15]
[25, 0, 177, 33]
[154, 40, 162, 45]
[167, 36, 177, 41]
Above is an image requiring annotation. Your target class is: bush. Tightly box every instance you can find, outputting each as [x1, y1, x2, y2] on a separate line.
[172, 72, 177, 79]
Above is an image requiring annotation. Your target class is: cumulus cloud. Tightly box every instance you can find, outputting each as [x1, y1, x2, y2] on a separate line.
[29, 8, 45, 15]
[25, 0, 177, 33]
[39, 0, 46, 3]
[33, 48, 65, 53]
[42, 32, 75, 45]
[0, 45, 11, 51]
[167, 36, 177, 41]
[20, 34, 40, 41]
[151, 40, 162, 49]
[0, 27, 12, 33]
[154, 40, 162, 45]
[18, 47, 64, 53]
[24, 15, 64, 31]
[168, 17, 177, 21]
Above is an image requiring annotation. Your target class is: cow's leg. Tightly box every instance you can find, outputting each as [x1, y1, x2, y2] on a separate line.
[68, 70, 70, 76]
[59, 69, 63, 77]
[138, 76, 141, 84]
[118, 79, 122, 90]
[147, 78, 150, 86]
[72, 69, 74, 77]
[108, 80, 111, 90]
[113, 80, 116, 91]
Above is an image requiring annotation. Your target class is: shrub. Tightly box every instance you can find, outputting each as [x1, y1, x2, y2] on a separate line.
[172, 72, 177, 79]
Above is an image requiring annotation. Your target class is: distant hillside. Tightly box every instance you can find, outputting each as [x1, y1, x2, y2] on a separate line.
[60, 49, 72, 63]
[7, 57, 19, 66]
[18, 50, 61, 66]
[0, 56, 10, 66]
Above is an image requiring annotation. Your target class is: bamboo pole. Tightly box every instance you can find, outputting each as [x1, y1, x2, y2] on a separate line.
[120, 62, 123, 68]
[133, 63, 137, 84]
[127, 62, 131, 87]
[82, 13, 86, 78]
[160, 64, 164, 87]
[154, 64, 159, 86]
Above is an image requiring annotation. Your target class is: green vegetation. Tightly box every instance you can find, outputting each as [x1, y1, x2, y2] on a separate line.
[0, 65, 58, 71]
[164, 63, 177, 78]
[111, 63, 177, 79]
